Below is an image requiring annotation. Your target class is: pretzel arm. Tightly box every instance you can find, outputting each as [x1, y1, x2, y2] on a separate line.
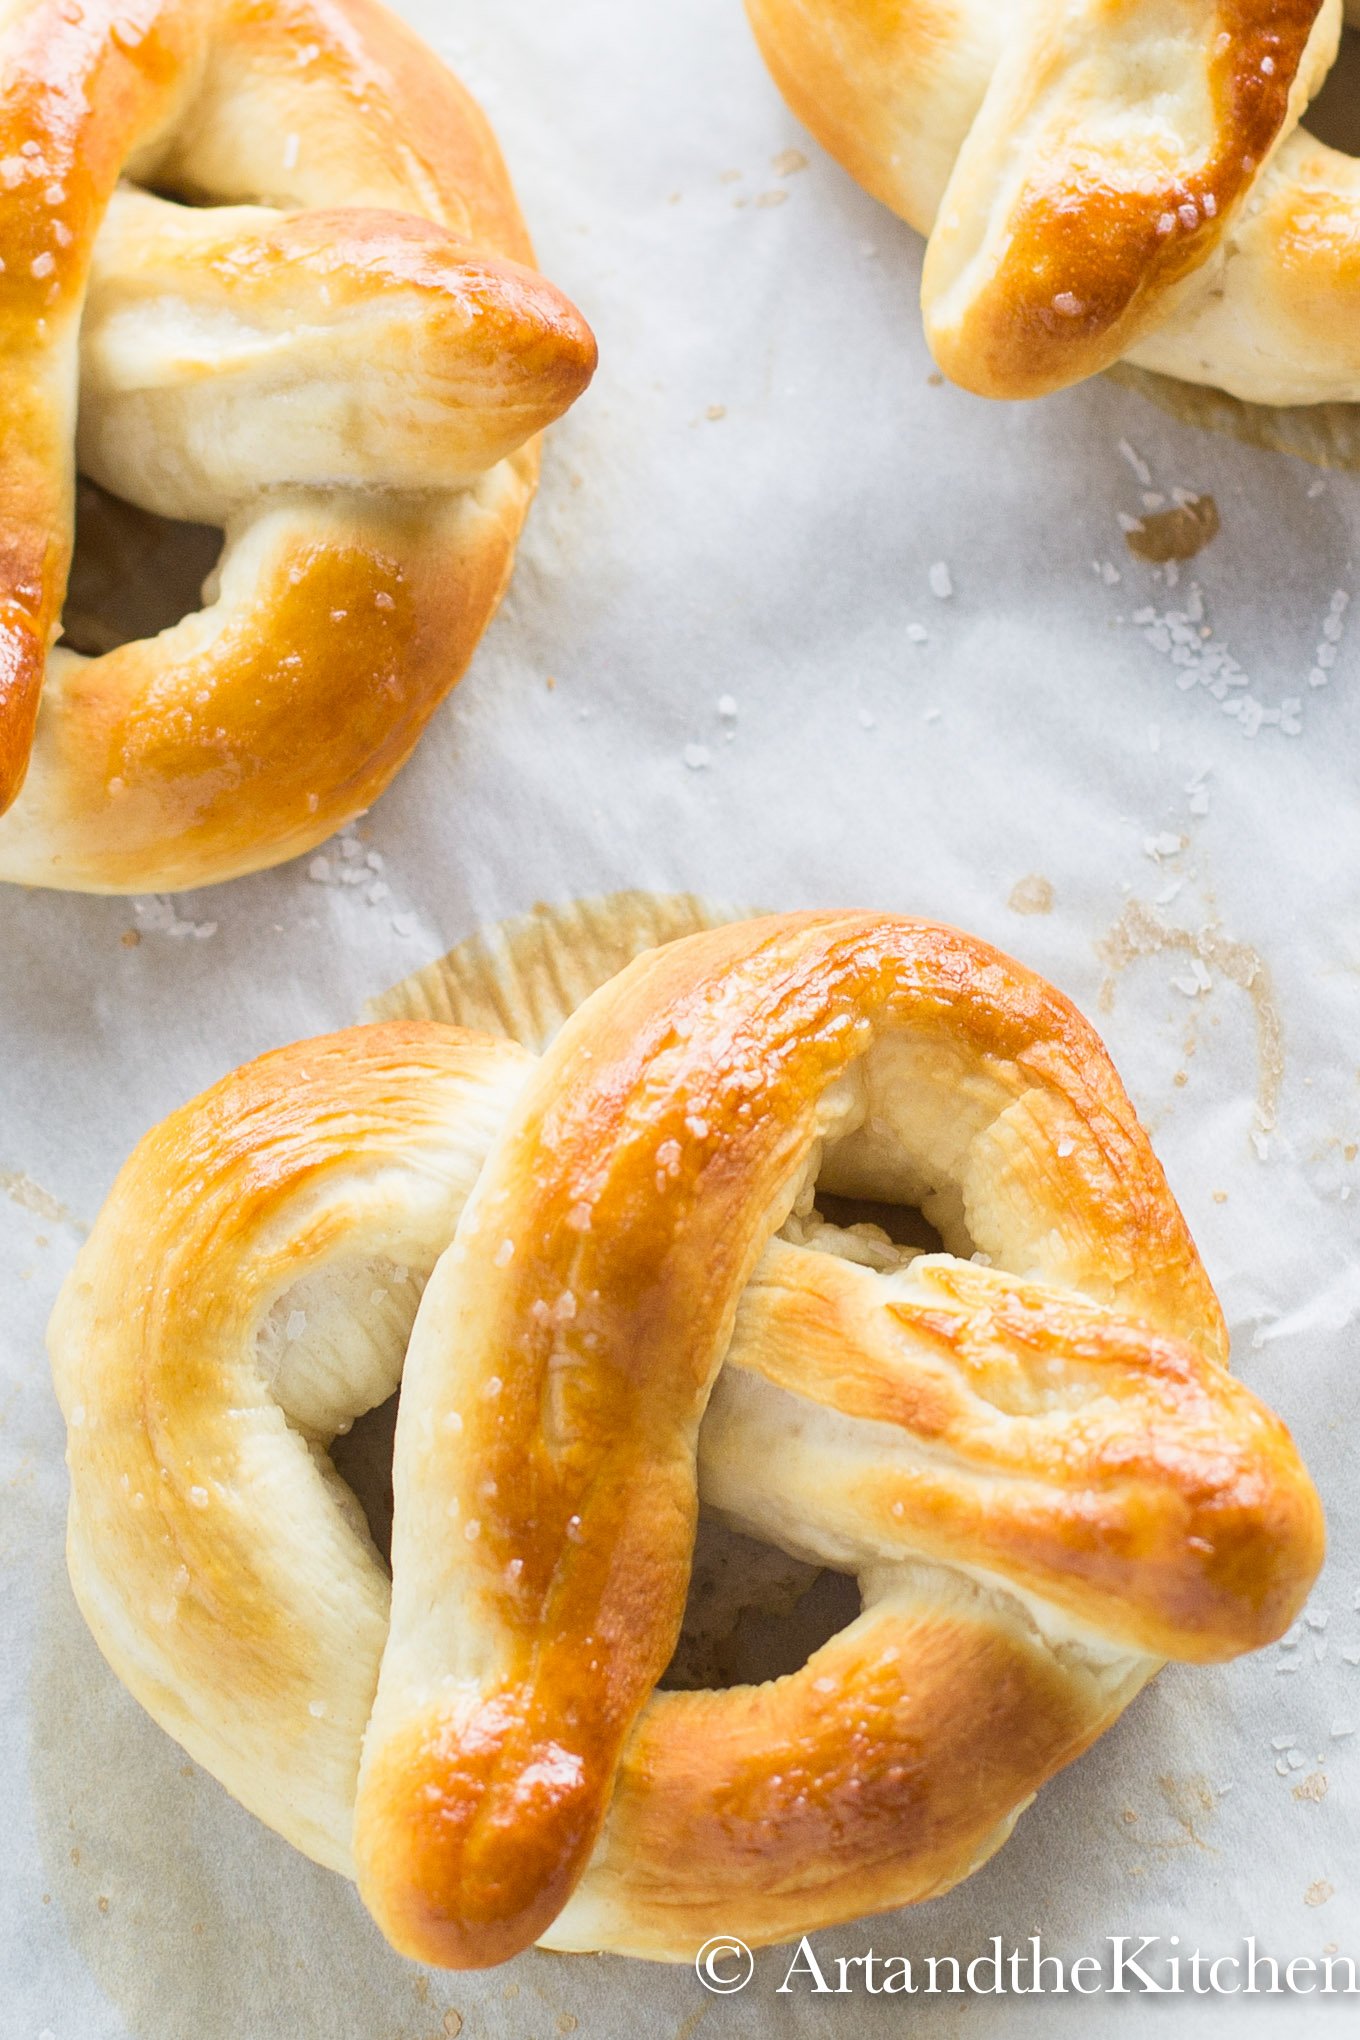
[922, 0, 1338, 398]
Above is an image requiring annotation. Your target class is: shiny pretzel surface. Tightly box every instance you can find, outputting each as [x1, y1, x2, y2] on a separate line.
[50, 912, 1324, 1964]
[0, 0, 595, 891]
[748, 0, 1360, 404]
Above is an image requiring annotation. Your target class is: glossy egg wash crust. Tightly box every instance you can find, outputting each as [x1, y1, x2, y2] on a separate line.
[0, 0, 595, 892]
[747, 0, 1360, 404]
[50, 912, 1323, 1965]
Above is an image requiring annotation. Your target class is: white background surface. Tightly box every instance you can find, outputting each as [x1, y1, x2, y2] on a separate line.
[2, 1, 1358, 2034]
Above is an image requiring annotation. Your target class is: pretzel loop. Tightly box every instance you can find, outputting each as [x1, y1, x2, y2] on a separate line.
[0, 0, 595, 889]
[51, 914, 1323, 1965]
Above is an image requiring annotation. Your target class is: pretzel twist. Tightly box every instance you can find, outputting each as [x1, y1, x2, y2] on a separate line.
[50, 913, 1324, 1964]
[0, 0, 595, 890]
[748, 0, 1360, 403]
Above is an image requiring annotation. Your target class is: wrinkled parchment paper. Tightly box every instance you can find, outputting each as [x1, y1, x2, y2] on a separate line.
[3, 2, 1359, 2034]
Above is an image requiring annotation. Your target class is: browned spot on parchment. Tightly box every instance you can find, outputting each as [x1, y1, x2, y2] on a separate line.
[1098, 901, 1283, 1133]
[1108, 361, 1360, 475]
[0, 1170, 83, 1232]
[1124, 495, 1220, 565]
[365, 889, 747, 1046]
[1153, 1773, 1219, 1855]
[1008, 874, 1054, 917]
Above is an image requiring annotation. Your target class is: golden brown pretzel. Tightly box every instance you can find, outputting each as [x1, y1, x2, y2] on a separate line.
[747, 0, 1360, 403]
[0, 0, 595, 890]
[49, 913, 1324, 1965]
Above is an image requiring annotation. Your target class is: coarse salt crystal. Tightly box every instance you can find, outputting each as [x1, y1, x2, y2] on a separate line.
[928, 561, 953, 600]
[1119, 440, 1152, 485]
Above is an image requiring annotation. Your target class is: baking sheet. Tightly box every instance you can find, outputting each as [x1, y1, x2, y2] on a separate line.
[3, 0, 1359, 2033]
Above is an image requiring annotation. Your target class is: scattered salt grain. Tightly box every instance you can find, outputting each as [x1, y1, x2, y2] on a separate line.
[683, 743, 711, 770]
[1332, 1721, 1356, 1738]
[1171, 960, 1212, 998]
[928, 561, 953, 600]
[716, 694, 738, 719]
[906, 623, 929, 644]
[1119, 439, 1152, 486]
[1186, 770, 1211, 817]
[1124, 583, 1306, 737]
[282, 133, 299, 170]
[286, 1310, 307, 1341]
[132, 895, 218, 940]
[1308, 590, 1348, 689]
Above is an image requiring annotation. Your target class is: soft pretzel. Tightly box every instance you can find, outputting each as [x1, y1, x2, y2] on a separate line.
[49, 912, 1323, 1964]
[747, 0, 1360, 404]
[0, 0, 595, 891]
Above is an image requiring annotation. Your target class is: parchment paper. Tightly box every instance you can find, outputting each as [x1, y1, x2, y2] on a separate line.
[2, 2, 1358, 2034]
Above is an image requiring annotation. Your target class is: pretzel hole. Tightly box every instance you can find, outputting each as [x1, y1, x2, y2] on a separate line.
[329, 1391, 398, 1563]
[815, 1192, 944, 1255]
[1305, 26, 1360, 154]
[58, 477, 223, 656]
[660, 1514, 860, 1692]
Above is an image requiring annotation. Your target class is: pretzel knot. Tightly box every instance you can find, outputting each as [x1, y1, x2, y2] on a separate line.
[748, 0, 1360, 403]
[0, 0, 595, 891]
[51, 913, 1323, 1964]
